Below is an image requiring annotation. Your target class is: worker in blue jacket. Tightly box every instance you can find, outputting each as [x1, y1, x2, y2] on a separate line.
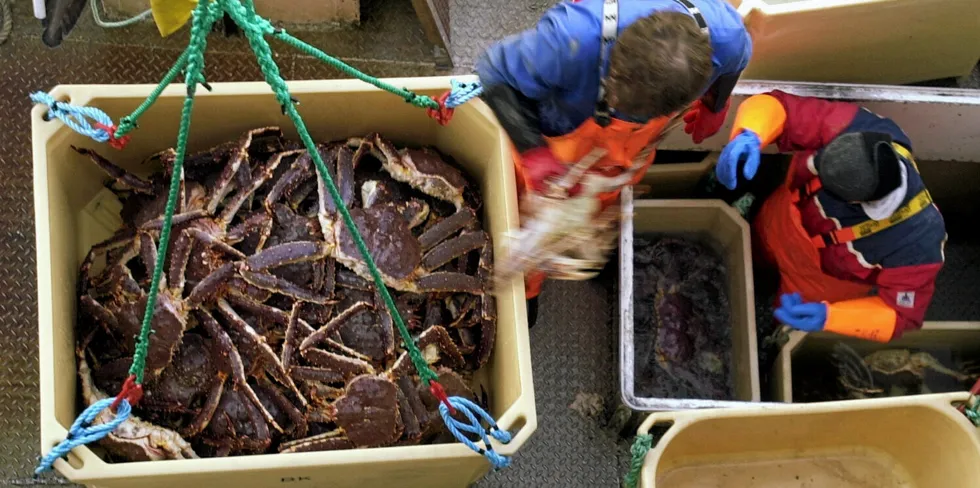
[476, 0, 753, 325]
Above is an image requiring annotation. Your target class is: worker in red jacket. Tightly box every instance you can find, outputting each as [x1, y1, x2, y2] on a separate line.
[716, 91, 947, 342]
[476, 0, 752, 325]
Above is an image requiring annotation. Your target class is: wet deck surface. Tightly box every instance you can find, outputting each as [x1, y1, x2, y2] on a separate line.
[0, 1, 978, 486]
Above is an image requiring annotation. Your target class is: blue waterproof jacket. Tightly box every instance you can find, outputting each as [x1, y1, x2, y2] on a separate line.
[476, 0, 753, 137]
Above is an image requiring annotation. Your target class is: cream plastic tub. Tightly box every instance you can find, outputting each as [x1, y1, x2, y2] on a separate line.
[637, 392, 980, 488]
[734, 0, 980, 84]
[773, 322, 980, 403]
[33, 77, 535, 487]
[620, 190, 761, 410]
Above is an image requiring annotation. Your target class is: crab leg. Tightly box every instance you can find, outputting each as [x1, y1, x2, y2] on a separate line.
[197, 309, 284, 433]
[280, 430, 353, 453]
[387, 326, 465, 379]
[245, 241, 329, 272]
[418, 325, 465, 368]
[418, 208, 477, 251]
[167, 231, 193, 295]
[136, 232, 167, 290]
[289, 179, 318, 211]
[336, 268, 373, 290]
[186, 228, 247, 259]
[299, 301, 372, 351]
[264, 152, 313, 209]
[219, 150, 300, 225]
[226, 291, 291, 326]
[186, 262, 237, 308]
[301, 348, 376, 380]
[416, 272, 483, 294]
[348, 136, 373, 170]
[141, 209, 208, 230]
[216, 299, 308, 409]
[206, 132, 252, 214]
[281, 302, 303, 370]
[226, 212, 274, 252]
[180, 375, 226, 437]
[421, 231, 487, 272]
[74, 146, 154, 195]
[305, 145, 341, 213]
[236, 389, 273, 452]
[239, 269, 333, 305]
[396, 385, 422, 442]
[79, 295, 122, 342]
[373, 290, 396, 357]
[256, 376, 309, 438]
[336, 146, 356, 208]
[290, 365, 344, 384]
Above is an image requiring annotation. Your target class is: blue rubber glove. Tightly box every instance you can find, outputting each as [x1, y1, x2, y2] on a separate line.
[715, 130, 762, 190]
[773, 292, 827, 332]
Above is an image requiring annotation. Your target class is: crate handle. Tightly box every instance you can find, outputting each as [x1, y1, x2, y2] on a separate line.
[623, 413, 693, 488]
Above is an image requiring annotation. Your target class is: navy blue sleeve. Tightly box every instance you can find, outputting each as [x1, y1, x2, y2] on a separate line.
[841, 108, 913, 150]
[475, 6, 584, 100]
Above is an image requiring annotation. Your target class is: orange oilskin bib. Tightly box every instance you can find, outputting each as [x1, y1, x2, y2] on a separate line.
[754, 169, 873, 305]
[514, 114, 673, 299]
[513, 0, 706, 299]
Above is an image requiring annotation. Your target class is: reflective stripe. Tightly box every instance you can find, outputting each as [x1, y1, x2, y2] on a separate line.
[791, 141, 929, 248]
[812, 189, 934, 248]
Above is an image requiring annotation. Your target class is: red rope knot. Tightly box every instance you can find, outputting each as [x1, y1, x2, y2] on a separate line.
[428, 380, 456, 415]
[110, 375, 144, 412]
[425, 91, 454, 126]
[93, 122, 132, 151]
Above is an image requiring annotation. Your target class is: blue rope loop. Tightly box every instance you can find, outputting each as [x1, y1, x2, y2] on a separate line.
[29, 92, 116, 143]
[445, 79, 483, 109]
[438, 396, 512, 469]
[35, 398, 132, 475]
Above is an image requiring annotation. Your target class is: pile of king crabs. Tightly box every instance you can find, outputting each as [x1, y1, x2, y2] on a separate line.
[75, 127, 498, 460]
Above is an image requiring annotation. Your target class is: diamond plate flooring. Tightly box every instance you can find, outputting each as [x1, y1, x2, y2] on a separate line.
[1, 0, 979, 486]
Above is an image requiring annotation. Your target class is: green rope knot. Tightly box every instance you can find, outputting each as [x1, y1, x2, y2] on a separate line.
[401, 89, 432, 109]
[623, 434, 653, 488]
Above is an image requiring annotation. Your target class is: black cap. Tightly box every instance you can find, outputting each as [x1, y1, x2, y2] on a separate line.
[817, 132, 902, 202]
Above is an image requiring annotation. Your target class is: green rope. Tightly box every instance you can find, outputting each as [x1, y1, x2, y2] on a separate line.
[128, 0, 219, 383]
[222, 0, 439, 385]
[245, 17, 438, 110]
[115, 47, 193, 138]
[622, 434, 653, 488]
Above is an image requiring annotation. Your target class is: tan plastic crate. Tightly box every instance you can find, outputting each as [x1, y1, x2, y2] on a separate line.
[773, 322, 980, 403]
[639, 152, 718, 199]
[620, 192, 761, 410]
[32, 78, 535, 488]
[637, 392, 980, 487]
[735, 0, 980, 84]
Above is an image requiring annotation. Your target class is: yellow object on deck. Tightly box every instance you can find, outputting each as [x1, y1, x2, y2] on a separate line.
[150, 0, 198, 37]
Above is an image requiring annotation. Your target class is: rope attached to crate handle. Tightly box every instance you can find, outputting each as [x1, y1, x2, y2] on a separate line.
[622, 434, 653, 488]
[31, 0, 510, 473]
[35, 399, 132, 475]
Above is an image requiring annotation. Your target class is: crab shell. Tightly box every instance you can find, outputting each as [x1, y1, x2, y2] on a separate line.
[77, 349, 198, 461]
